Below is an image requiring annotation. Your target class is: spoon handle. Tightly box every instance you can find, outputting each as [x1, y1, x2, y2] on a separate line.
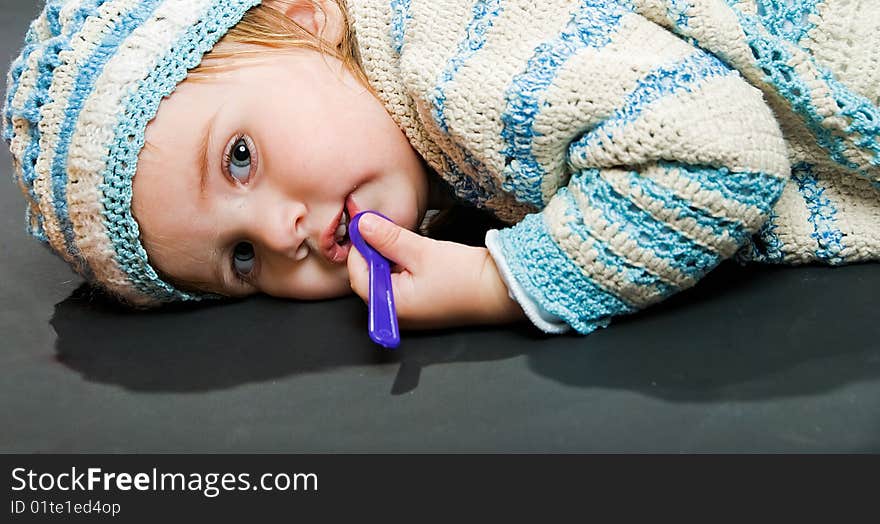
[367, 254, 399, 349]
[350, 211, 400, 349]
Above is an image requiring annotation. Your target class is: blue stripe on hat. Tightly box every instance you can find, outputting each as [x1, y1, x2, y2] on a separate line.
[25, 203, 48, 243]
[5, 1, 125, 247]
[49, 0, 165, 279]
[45, 0, 65, 37]
[3, 0, 77, 139]
[103, 0, 261, 301]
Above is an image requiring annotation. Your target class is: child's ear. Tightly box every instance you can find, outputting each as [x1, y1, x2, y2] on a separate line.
[263, 0, 345, 47]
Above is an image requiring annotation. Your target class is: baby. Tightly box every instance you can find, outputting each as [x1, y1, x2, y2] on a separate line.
[5, 0, 879, 335]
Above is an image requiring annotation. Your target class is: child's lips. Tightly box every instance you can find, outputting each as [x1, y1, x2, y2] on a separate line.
[319, 194, 362, 265]
[323, 240, 352, 265]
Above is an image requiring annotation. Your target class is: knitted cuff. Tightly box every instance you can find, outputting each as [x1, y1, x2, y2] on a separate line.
[485, 229, 571, 334]
[489, 212, 638, 335]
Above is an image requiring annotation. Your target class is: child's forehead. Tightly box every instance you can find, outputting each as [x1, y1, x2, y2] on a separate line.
[147, 83, 217, 142]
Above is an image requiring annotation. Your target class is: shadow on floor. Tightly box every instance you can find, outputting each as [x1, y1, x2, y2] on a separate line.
[51, 261, 880, 401]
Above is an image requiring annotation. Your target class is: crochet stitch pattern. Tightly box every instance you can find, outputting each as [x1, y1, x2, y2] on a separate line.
[347, 0, 879, 333]
[3, 0, 878, 324]
[4, 0, 261, 306]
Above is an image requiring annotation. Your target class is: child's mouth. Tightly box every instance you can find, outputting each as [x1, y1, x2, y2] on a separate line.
[321, 194, 361, 264]
[334, 209, 351, 246]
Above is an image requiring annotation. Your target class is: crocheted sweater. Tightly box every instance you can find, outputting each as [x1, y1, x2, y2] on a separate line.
[346, 0, 880, 334]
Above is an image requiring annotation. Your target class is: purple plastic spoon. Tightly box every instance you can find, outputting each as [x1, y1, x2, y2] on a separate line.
[349, 211, 400, 349]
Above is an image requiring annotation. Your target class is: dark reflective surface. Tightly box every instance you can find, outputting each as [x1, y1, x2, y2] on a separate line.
[50, 262, 880, 404]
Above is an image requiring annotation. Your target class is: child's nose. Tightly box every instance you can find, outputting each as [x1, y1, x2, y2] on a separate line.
[255, 201, 310, 260]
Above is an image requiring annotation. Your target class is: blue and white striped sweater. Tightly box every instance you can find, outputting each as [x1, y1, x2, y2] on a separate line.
[347, 0, 879, 334]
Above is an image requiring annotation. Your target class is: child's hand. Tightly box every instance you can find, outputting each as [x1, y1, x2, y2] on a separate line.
[346, 214, 526, 330]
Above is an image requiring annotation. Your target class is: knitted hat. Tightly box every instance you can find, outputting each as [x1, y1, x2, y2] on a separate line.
[3, 0, 263, 307]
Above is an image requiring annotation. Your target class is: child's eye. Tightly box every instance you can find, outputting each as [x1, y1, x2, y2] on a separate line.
[232, 241, 256, 278]
[224, 136, 254, 183]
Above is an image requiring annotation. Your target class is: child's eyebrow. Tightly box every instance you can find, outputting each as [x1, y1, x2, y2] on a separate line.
[197, 108, 221, 200]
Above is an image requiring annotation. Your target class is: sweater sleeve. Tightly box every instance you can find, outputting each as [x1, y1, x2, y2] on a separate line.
[485, 229, 571, 334]
[490, 7, 791, 335]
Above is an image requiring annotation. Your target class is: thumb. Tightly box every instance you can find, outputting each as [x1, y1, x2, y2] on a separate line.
[356, 212, 425, 269]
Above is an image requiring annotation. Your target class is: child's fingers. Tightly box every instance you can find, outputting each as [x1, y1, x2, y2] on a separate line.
[357, 213, 425, 270]
[346, 246, 369, 303]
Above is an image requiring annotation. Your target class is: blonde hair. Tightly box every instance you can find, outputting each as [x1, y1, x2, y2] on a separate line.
[189, 0, 370, 88]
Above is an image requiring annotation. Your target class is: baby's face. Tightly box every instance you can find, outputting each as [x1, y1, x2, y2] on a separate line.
[134, 49, 429, 300]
